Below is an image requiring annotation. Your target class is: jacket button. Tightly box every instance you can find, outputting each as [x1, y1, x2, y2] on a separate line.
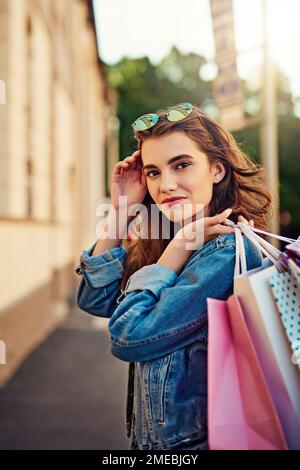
[75, 265, 83, 275]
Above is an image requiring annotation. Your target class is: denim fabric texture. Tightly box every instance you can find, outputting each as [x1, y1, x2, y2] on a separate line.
[76, 233, 263, 450]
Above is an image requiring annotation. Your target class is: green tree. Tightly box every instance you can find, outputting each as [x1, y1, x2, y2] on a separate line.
[104, 46, 213, 158]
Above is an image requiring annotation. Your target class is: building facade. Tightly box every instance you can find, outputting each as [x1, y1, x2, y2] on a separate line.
[0, 0, 117, 386]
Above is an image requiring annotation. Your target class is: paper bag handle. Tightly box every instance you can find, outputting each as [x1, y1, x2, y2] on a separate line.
[224, 220, 297, 276]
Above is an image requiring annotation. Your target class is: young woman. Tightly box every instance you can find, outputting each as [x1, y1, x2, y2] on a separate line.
[76, 103, 271, 450]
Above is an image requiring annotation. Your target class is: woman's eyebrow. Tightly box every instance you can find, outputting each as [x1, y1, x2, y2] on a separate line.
[142, 154, 194, 170]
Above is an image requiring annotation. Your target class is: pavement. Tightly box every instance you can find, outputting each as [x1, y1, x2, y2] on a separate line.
[0, 305, 130, 450]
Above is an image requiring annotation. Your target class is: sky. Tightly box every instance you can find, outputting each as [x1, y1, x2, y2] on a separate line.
[93, 0, 300, 99]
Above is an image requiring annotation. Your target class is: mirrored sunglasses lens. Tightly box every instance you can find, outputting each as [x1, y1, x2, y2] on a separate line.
[167, 105, 193, 121]
[132, 114, 158, 131]
[168, 108, 191, 121]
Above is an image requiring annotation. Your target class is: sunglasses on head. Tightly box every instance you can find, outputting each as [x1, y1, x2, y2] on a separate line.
[131, 102, 194, 132]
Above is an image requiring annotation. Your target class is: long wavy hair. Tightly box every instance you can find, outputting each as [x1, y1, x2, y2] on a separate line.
[120, 104, 272, 291]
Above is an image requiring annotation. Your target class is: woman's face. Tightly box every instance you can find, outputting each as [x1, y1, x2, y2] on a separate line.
[141, 131, 225, 226]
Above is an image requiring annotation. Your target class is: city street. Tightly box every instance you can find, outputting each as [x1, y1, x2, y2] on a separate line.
[0, 307, 129, 450]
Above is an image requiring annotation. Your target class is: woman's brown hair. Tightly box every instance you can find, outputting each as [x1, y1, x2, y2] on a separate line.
[120, 103, 272, 291]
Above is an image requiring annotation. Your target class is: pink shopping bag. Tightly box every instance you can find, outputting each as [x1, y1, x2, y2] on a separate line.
[207, 294, 288, 450]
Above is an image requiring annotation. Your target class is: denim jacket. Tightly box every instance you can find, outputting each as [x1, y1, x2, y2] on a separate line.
[75, 233, 263, 450]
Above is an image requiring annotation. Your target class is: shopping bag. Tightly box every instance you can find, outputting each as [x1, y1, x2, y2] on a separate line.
[207, 295, 287, 450]
[286, 238, 300, 267]
[231, 222, 300, 449]
[269, 269, 300, 369]
[288, 258, 300, 283]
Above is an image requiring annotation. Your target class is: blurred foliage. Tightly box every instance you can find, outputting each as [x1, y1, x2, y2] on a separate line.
[234, 70, 300, 231]
[278, 116, 300, 229]
[103, 46, 214, 156]
[103, 47, 300, 232]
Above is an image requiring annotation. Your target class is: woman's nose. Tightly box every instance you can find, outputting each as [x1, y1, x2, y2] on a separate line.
[159, 171, 178, 192]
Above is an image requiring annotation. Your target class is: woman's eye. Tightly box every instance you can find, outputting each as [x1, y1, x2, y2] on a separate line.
[145, 170, 158, 177]
[145, 162, 190, 178]
[176, 162, 190, 170]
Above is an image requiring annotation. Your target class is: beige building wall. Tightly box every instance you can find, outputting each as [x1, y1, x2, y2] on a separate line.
[0, 0, 117, 386]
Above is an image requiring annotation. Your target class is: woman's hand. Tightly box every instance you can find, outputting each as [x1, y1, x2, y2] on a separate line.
[157, 210, 255, 273]
[171, 208, 235, 251]
[111, 150, 148, 210]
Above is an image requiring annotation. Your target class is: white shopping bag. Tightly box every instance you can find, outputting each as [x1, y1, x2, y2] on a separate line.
[230, 222, 300, 449]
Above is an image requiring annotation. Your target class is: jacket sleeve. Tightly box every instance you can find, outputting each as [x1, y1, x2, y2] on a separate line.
[76, 241, 127, 318]
[108, 242, 238, 362]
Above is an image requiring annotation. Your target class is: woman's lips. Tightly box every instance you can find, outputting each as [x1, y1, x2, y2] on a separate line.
[163, 197, 187, 207]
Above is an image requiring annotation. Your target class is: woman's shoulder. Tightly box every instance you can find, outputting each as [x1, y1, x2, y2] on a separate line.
[184, 232, 262, 271]
[185, 233, 236, 265]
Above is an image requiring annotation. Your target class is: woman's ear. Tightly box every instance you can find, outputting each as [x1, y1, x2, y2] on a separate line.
[212, 162, 226, 184]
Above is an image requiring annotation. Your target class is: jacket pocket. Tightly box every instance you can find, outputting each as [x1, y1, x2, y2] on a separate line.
[157, 354, 173, 424]
[187, 341, 208, 430]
